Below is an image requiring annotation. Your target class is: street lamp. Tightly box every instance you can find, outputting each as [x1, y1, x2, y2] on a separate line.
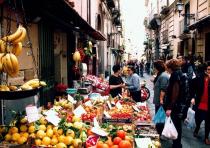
[176, 1, 195, 19]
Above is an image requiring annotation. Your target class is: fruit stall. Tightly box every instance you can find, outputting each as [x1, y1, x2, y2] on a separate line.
[0, 87, 161, 148]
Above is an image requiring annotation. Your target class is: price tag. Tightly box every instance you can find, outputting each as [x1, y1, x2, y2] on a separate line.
[91, 127, 108, 137]
[25, 106, 40, 123]
[93, 117, 100, 128]
[46, 115, 61, 126]
[44, 109, 58, 116]
[73, 105, 87, 117]
[68, 94, 76, 104]
[104, 111, 111, 118]
[116, 101, 122, 110]
[137, 102, 147, 107]
[107, 101, 112, 109]
[85, 100, 92, 106]
[133, 105, 140, 112]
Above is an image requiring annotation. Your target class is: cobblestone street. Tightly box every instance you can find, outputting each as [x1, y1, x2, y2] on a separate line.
[141, 74, 209, 148]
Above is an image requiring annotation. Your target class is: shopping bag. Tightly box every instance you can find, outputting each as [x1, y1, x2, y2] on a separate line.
[161, 116, 178, 140]
[184, 107, 195, 129]
[153, 106, 166, 124]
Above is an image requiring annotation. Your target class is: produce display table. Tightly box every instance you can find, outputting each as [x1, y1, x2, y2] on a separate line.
[0, 86, 160, 148]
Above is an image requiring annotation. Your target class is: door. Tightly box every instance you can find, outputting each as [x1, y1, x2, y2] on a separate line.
[205, 33, 210, 61]
[39, 21, 55, 106]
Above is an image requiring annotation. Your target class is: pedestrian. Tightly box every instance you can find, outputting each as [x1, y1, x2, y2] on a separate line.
[191, 62, 210, 145]
[153, 60, 169, 135]
[140, 60, 144, 77]
[109, 65, 125, 98]
[125, 65, 141, 102]
[165, 59, 184, 148]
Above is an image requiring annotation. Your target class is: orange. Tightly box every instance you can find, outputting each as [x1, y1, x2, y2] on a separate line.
[118, 140, 132, 148]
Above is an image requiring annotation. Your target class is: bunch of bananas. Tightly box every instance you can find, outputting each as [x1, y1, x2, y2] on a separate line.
[0, 85, 18, 91]
[0, 25, 27, 77]
[21, 79, 47, 90]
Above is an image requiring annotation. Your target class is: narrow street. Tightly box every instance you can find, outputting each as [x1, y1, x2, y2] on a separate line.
[141, 74, 209, 148]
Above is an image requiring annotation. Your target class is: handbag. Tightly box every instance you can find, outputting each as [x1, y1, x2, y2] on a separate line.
[153, 106, 166, 124]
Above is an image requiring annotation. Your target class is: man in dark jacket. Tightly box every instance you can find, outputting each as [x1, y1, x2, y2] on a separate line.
[191, 62, 210, 145]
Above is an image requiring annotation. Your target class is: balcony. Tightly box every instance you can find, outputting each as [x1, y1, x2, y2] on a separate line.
[160, 6, 170, 15]
[162, 29, 168, 44]
[179, 19, 191, 40]
[149, 14, 161, 30]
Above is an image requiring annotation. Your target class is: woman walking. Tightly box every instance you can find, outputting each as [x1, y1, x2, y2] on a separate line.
[153, 60, 169, 135]
[191, 62, 210, 145]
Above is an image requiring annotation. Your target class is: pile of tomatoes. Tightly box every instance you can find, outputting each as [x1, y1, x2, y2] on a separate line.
[96, 130, 133, 148]
[81, 106, 98, 121]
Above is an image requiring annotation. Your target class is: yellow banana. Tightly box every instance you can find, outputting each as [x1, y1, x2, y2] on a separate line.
[9, 53, 19, 76]
[0, 40, 5, 53]
[0, 53, 4, 72]
[0, 40, 13, 53]
[2, 54, 13, 76]
[12, 26, 27, 44]
[2, 25, 23, 42]
[12, 42, 22, 56]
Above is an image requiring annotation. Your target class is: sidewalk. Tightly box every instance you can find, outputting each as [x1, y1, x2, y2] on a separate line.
[140, 74, 209, 148]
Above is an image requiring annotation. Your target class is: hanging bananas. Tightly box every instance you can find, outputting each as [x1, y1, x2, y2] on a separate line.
[1, 53, 19, 77]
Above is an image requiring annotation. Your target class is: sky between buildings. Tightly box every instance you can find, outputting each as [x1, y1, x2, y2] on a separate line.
[121, 0, 146, 59]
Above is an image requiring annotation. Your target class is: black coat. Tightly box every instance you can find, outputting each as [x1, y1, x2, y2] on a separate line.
[194, 73, 210, 113]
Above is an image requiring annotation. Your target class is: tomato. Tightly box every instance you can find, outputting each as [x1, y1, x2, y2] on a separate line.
[118, 140, 132, 148]
[117, 130, 126, 139]
[111, 145, 119, 148]
[113, 137, 122, 145]
[96, 141, 104, 148]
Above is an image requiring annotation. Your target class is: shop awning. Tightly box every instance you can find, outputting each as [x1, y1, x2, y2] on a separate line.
[188, 15, 210, 30]
[20, 0, 106, 41]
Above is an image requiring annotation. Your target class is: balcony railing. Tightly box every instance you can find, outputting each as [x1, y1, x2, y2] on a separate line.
[160, 6, 170, 15]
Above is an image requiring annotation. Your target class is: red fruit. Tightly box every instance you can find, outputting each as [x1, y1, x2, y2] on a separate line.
[117, 130, 126, 139]
[113, 137, 122, 145]
[119, 140, 132, 148]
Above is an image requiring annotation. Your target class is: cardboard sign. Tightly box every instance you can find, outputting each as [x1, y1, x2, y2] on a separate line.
[46, 115, 61, 126]
[73, 105, 87, 117]
[25, 106, 40, 123]
[107, 101, 112, 109]
[68, 94, 76, 104]
[133, 105, 140, 112]
[85, 100, 92, 106]
[93, 117, 100, 128]
[91, 127, 108, 137]
[116, 101, 123, 110]
[44, 109, 58, 116]
[104, 111, 111, 118]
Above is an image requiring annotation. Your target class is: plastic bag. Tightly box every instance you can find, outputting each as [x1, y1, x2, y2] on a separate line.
[184, 107, 195, 129]
[153, 106, 166, 124]
[162, 116, 178, 140]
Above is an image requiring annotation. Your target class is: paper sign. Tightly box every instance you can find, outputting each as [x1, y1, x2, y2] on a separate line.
[73, 105, 87, 117]
[133, 105, 140, 112]
[137, 102, 147, 107]
[118, 94, 123, 98]
[93, 117, 100, 128]
[107, 101, 112, 109]
[111, 100, 115, 105]
[26, 106, 40, 123]
[91, 127, 108, 137]
[85, 100, 92, 106]
[104, 111, 111, 118]
[46, 115, 61, 126]
[116, 101, 123, 109]
[68, 94, 76, 104]
[44, 109, 58, 116]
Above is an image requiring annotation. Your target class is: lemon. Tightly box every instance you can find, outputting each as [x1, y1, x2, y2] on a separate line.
[72, 139, 82, 147]
[56, 142, 67, 148]
[17, 136, 27, 144]
[29, 133, 36, 138]
[57, 128, 63, 135]
[46, 129, 53, 138]
[51, 136, 58, 146]
[5, 134, 12, 141]
[58, 135, 65, 143]
[9, 127, 18, 134]
[72, 116, 81, 122]
[20, 125, 28, 132]
[35, 138, 42, 146]
[39, 116, 47, 125]
[20, 117, 28, 124]
[63, 136, 73, 145]
[42, 136, 51, 146]
[12, 133, 20, 141]
[53, 127, 58, 133]
[39, 125, 46, 131]
[47, 124, 53, 130]
[28, 125, 35, 133]
[22, 132, 29, 139]
[66, 129, 75, 138]
[36, 130, 46, 139]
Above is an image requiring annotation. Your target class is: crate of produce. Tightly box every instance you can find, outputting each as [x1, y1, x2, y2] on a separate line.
[135, 125, 159, 139]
